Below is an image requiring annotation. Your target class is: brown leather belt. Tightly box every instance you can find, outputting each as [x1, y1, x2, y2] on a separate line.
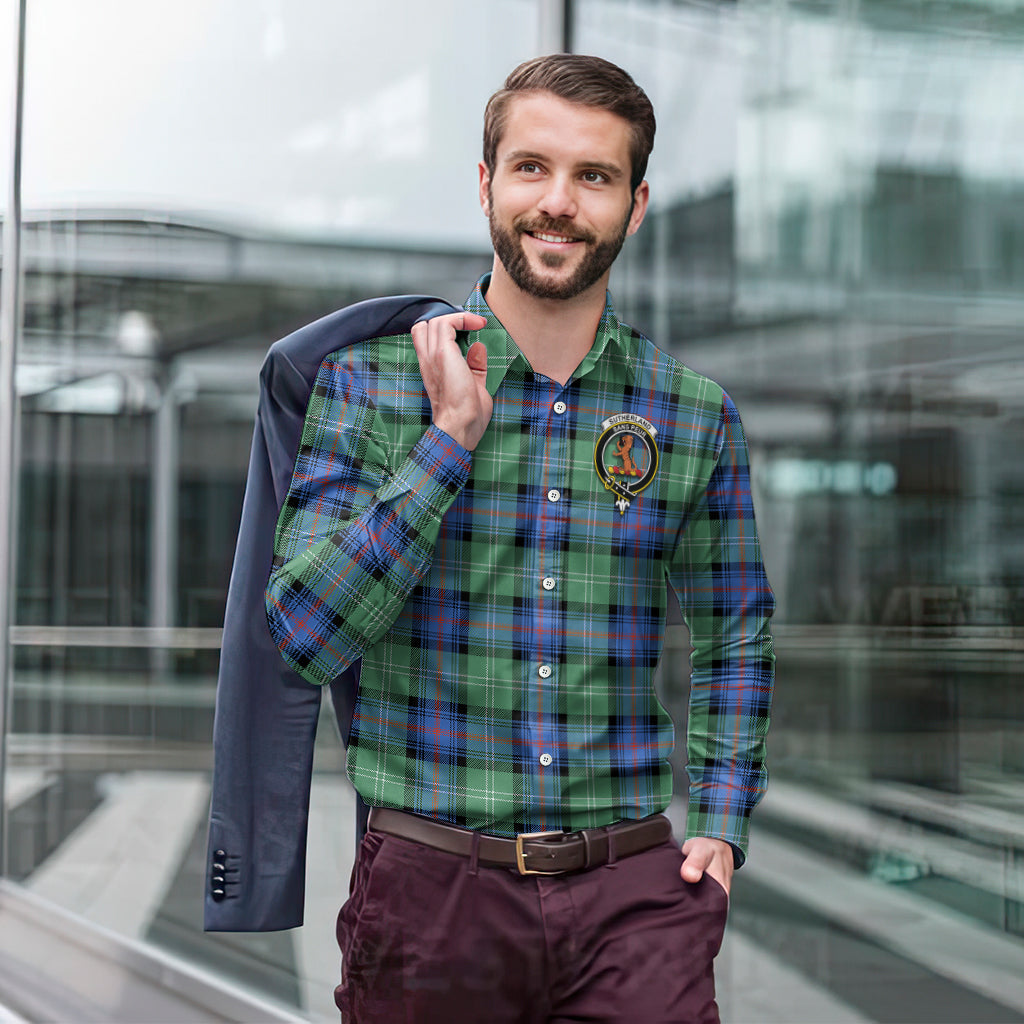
[368, 807, 672, 876]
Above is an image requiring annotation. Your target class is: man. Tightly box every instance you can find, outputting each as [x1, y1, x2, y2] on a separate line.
[265, 54, 774, 1023]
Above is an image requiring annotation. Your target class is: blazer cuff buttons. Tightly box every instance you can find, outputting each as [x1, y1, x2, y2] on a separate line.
[210, 848, 228, 902]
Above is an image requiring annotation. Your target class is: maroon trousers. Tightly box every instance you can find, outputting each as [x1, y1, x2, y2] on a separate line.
[335, 828, 728, 1023]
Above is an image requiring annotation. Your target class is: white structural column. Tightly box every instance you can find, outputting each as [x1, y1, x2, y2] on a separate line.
[149, 365, 179, 637]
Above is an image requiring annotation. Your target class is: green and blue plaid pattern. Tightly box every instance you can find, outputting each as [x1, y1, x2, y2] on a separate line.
[267, 275, 774, 858]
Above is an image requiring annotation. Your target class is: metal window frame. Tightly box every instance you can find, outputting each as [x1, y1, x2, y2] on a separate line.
[0, 0, 27, 881]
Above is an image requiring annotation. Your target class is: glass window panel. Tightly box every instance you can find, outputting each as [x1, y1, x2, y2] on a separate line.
[575, 1, 1024, 1021]
[10, 2, 540, 1018]
[21, 0, 539, 247]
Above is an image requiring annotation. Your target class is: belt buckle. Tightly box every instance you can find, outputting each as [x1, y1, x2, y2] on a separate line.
[515, 830, 567, 876]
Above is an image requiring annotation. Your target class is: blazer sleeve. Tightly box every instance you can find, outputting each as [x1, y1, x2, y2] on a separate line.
[204, 296, 457, 932]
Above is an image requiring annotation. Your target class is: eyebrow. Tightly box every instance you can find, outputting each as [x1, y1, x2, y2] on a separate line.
[502, 150, 626, 181]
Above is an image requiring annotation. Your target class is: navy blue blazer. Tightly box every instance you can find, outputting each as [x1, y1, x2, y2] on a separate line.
[204, 295, 459, 932]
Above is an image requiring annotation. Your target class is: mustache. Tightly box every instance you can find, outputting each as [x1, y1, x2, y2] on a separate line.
[513, 216, 595, 245]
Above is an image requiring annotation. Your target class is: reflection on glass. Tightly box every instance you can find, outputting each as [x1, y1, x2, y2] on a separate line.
[578, 0, 1024, 1021]
[20, 0, 539, 247]
[8, 1, 537, 1019]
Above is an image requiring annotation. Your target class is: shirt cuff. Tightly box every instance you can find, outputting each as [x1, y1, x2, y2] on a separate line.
[685, 799, 751, 869]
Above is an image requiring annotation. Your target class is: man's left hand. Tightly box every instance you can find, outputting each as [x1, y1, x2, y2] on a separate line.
[680, 836, 734, 896]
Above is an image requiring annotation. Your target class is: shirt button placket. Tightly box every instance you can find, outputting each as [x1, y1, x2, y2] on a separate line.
[537, 390, 568, 789]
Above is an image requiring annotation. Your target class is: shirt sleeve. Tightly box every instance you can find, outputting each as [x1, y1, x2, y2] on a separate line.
[265, 353, 471, 686]
[667, 390, 775, 866]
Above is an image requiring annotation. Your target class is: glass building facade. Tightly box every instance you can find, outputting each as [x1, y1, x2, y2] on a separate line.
[1, 1, 1023, 1020]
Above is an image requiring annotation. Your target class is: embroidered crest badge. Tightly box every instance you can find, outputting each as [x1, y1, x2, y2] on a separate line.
[594, 414, 659, 515]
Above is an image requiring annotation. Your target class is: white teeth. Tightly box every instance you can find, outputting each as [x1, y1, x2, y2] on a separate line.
[533, 232, 574, 244]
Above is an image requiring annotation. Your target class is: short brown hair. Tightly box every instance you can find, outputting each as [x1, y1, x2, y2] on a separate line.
[483, 54, 656, 193]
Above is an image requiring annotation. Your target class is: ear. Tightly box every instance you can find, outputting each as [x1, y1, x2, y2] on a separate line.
[625, 180, 650, 237]
[478, 161, 492, 216]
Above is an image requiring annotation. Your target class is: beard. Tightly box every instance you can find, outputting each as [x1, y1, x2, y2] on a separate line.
[487, 189, 631, 301]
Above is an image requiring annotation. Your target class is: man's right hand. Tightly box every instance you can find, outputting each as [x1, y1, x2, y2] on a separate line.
[411, 311, 491, 451]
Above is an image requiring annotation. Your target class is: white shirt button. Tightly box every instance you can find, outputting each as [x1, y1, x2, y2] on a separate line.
[538, 664, 552, 679]
[542, 577, 556, 591]
[539, 753, 553, 767]
[547, 489, 560, 503]
[553, 401, 567, 415]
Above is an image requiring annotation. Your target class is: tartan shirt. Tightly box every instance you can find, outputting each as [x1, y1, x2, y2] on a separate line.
[266, 274, 775, 862]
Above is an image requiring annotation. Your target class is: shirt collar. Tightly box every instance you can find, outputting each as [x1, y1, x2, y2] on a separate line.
[461, 273, 637, 390]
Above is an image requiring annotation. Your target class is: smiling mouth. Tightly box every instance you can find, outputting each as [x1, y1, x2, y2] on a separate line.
[528, 231, 580, 244]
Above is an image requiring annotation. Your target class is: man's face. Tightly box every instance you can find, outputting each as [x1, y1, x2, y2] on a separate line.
[480, 92, 649, 302]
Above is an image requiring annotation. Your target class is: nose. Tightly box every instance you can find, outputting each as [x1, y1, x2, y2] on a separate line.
[536, 174, 577, 220]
